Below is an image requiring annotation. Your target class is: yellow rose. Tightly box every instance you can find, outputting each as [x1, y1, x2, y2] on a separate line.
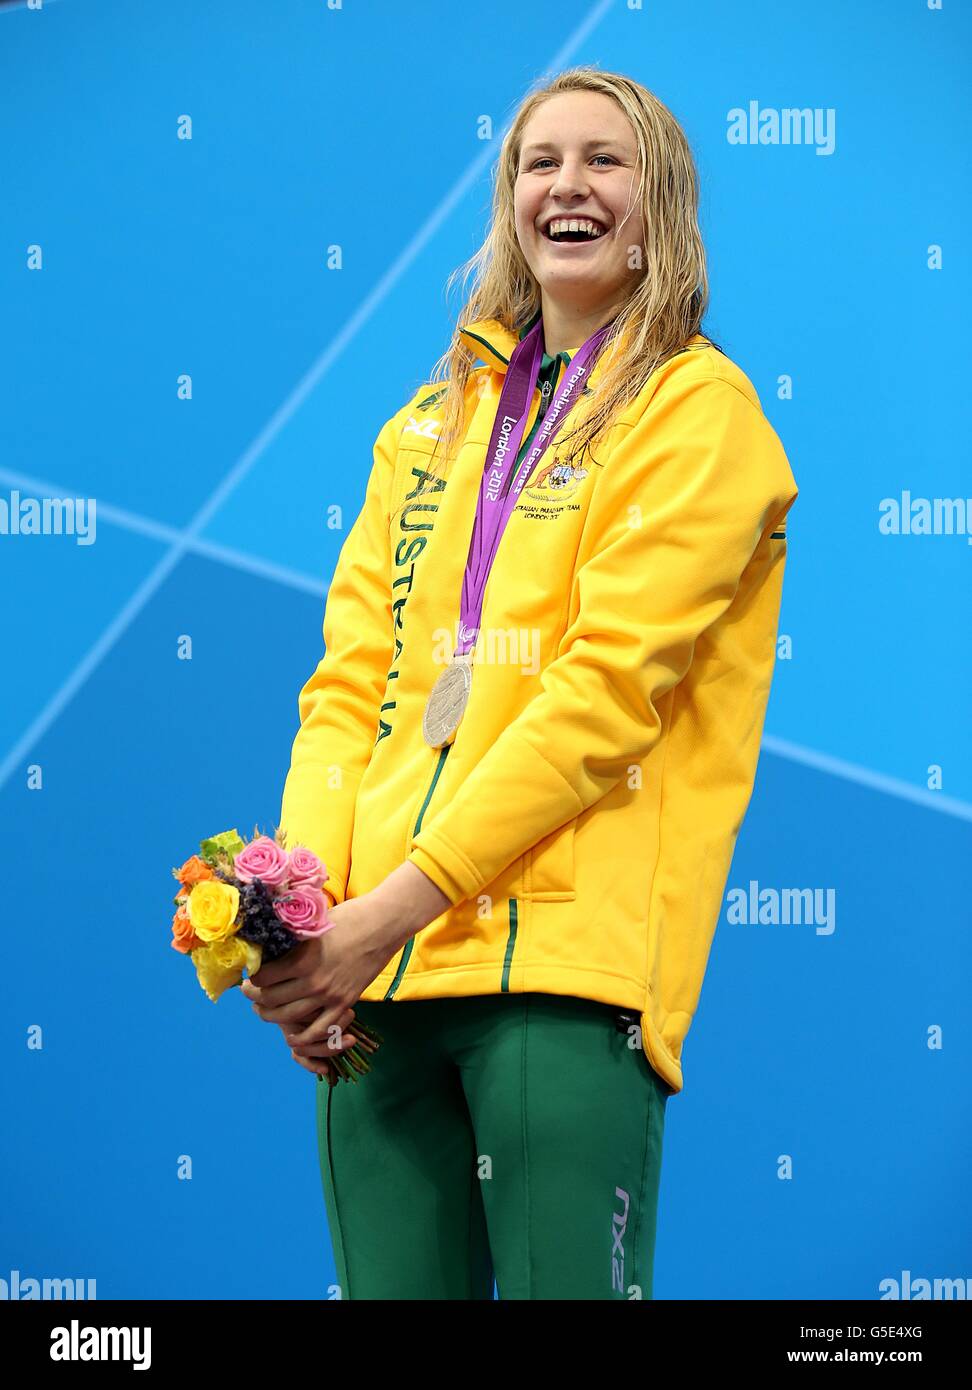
[187, 879, 240, 942]
[191, 936, 263, 1002]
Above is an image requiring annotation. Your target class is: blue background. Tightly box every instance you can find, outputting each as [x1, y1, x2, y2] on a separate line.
[1, 0, 969, 1301]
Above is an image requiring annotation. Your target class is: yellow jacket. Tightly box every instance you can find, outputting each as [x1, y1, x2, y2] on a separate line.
[279, 316, 798, 1093]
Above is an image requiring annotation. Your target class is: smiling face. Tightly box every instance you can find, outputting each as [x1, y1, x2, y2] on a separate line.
[514, 90, 645, 333]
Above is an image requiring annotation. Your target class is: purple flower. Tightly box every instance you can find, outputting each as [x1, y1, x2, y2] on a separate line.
[236, 879, 299, 961]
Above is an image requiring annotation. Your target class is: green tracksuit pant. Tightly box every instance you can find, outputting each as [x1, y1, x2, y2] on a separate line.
[315, 992, 670, 1300]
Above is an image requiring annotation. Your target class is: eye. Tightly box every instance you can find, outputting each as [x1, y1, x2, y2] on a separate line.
[527, 154, 618, 171]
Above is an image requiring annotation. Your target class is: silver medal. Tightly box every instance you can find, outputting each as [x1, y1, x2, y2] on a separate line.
[422, 653, 473, 748]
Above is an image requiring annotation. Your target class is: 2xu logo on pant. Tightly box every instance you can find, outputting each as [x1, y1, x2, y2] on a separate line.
[612, 1186, 630, 1293]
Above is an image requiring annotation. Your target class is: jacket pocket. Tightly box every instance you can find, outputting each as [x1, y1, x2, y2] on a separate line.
[525, 818, 577, 901]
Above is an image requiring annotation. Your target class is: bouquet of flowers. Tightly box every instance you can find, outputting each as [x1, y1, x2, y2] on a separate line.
[169, 827, 382, 1083]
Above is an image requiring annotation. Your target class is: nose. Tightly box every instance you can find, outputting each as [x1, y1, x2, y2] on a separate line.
[547, 156, 592, 204]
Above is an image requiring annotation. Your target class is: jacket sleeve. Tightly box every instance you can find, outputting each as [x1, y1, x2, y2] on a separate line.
[405, 370, 799, 904]
[276, 407, 401, 905]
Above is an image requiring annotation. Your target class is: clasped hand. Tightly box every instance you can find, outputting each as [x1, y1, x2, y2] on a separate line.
[240, 895, 400, 1080]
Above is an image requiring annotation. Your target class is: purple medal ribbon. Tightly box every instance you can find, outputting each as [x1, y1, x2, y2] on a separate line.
[454, 315, 614, 657]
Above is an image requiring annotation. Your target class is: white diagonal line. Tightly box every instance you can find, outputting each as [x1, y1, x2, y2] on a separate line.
[761, 734, 972, 823]
[0, 467, 326, 596]
[540, 0, 615, 72]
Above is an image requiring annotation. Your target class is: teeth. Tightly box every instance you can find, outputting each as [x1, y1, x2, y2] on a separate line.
[546, 218, 604, 240]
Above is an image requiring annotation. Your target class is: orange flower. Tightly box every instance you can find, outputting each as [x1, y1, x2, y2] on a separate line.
[171, 902, 201, 954]
[173, 855, 214, 891]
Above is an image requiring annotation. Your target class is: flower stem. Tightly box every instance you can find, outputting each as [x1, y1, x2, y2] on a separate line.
[343, 1048, 371, 1077]
[313, 1022, 383, 1082]
[352, 1019, 384, 1046]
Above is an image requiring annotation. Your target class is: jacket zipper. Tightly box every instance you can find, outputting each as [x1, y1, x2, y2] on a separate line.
[383, 741, 453, 999]
[382, 360, 559, 1000]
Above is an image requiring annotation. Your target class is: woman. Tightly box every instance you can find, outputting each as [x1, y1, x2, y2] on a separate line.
[242, 66, 798, 1300]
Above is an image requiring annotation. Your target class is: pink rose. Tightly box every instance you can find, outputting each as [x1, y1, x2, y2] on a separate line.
[288, 846, 327, 891]
[234, 835, 290, 887]
[273, 885, 333, 938]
